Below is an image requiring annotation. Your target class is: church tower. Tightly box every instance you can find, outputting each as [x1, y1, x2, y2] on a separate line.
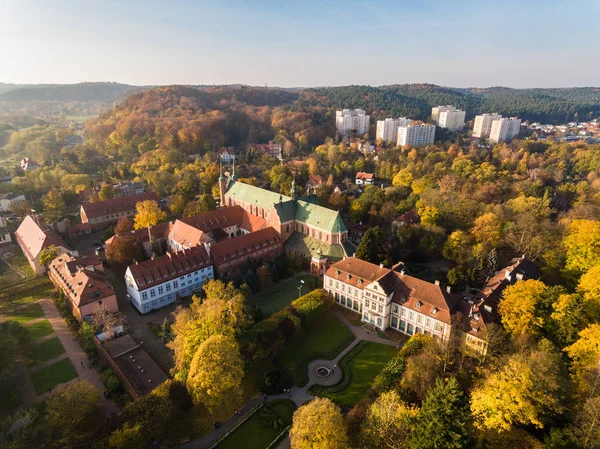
[290, 173, 297, 201]
[218, 158, 227, 206]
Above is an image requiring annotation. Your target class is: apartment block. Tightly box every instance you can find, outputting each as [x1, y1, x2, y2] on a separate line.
[489, 117, 522, 143]
[397, 123, 436, 147]
[473, 113, 502, 138]
[432, 105, 466, 131]
[376, 117, 411, 143]
[336, 109, 370, 137]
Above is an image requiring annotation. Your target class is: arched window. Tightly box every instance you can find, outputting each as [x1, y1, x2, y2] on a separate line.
[286, 224, 290, 233]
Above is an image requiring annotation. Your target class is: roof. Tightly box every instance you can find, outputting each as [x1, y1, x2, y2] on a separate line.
[67, 222, 92, 233]
[295, 200, 346, 233]
[104, 222, 170, 246]
[240, 209, 267, 232]
[15, 215, 70, 261]
[65, 254, 103, 273]
[49, 254, 114, 307]
[356, 172, 374, 180]
[80, 193, 156, 219]
[0, 193, 24, 201]
[168, 220, 210, 248]
[226, 181, 291, 213]
[285, 232, 345, 261]
[127, 245, 212, 290]
[210, 227, 281, 266]
[182, 205, 245, 232]
[325, 257, 390, 286]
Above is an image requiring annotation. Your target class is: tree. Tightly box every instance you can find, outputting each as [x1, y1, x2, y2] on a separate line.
[470, 346, 565, 431]
[550, 293, 589, 346]
[290, 397, 348, 449]
[133, 199, 167, 230]
[114, 217, 134, 234]
[42, 189, 66, 223]
[98, 184, 115, 201]
[472, 212, 503, 248]
[92, 303, 122, 338]
[578, 266, 600, 320]
[44, 380, 100, 447]
[411, 377, 471, 449]
[105, 235, 146, 275]
[564, 220, 600, 272]
[361, 390, 418, 449]
[109, 423, 145, 449]
[9, 198, 33, 216]
[186, 335, 243, 413]
[168, 194, 186, 216]
[183, 194, 217, 218]
[498, 279, 546, 338]
[39, 245, 58, 268]
[355, 226, 384, 264]
[565, 324, 600, 398]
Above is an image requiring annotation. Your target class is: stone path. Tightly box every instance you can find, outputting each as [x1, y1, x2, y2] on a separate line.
[180, 308, 398, 449]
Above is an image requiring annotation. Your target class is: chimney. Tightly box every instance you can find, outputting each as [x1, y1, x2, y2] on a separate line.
[379, 263, 384, 268]
[446, 286, 451, 293]
[434, 280, 440, 286]
[148, 225, 152, 242]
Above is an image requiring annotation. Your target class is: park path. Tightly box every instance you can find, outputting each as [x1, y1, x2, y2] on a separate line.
[180, 307, 398, 449]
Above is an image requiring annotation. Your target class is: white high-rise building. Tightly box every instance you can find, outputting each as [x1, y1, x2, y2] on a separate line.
[336, 109, 370, 137]
[473, 113, 502, 138]
[376, 117, 411, 143]
[432, 105, 466, 131]
[489, 117, 522, 143]
[397, 123, 436, 147]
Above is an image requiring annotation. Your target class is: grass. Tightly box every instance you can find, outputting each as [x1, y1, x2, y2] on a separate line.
[216, 400, 295, 449]
[0, 282, 54, 313]
[0, 380, 21, 417]
[335, 304, 363, 326]
[279, 312, 355, 386]
[23, 319, 54, 341]
[249, 275, 315, 318]
[321, 342, 398, 407]
[8, 303, 45, 323]
[23, 337, 66, 367]
[30, 358, 78, 395]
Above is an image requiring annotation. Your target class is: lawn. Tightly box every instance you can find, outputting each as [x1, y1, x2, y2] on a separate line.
[24, 337, 66, 367]
[23, 319, 54, 342]
[279, 312, 355, 386]
[30, 358, 78, 395]
[216, 400, 295, 449]
[0, 380, 21, 417]
[249, 275, 315, 318]
[0, 282, 54, 313]
[321, 342, 398, 407]
[8, 303, 45, 323]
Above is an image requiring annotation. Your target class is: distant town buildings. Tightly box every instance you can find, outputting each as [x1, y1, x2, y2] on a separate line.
[254, 141, 283, 160]
[0, 193, 25, 212]
[376, 117, 411, 143]
[336, 109, 370, 137]
[472, 113, 502, 138]
[489, 117, 522, 143]
[397, 123, 436, 147]
[19, 157, 39, 171]
[218, 146, 236, 163]
[355, 172, 374, 185]
[80, 192, 156, 230]
[432, 105, 466, 131]
[0, 217, 11, 253]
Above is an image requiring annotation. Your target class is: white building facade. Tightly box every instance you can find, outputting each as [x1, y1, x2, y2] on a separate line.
[397, 123, 436, 147]
[489, 117, 522, 143]
[432, 105, 466, 131]
[472, 113, 502, 138]
[376, 117, 411, 143]
[336, 109, 370, 137]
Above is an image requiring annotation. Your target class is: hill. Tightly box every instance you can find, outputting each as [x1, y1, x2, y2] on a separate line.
[0, 82, 140, 102]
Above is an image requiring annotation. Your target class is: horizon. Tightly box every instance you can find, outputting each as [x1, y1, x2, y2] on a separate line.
[1, 0, 599, 88]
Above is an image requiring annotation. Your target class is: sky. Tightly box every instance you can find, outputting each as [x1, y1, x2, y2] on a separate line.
[1, 0, 599, 88]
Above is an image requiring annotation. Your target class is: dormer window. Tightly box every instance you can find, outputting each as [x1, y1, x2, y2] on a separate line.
[416, 301, 422, 308]
[431, 307, 438, 315]
[358, 279, 363, 285]
[336, 269, 341, 276]
[346, 274, 351, 280]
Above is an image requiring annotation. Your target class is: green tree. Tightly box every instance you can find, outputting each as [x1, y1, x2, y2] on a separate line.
[183, 194, 217, 217]
[39, 244, 58, 267]
[290, 397, 348, 449]
[99, 184, 115, 201]
[411, 377, 471, 449]
[109, 423, 145, 449]
[186, 335, 244, 413]
[355, 226, 384, 264]
[42, 189, 66, 223]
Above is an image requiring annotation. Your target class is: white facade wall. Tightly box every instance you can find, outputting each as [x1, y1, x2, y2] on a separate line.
[473, 113, 502, 138]
[434, 106, 465, 131]
[489, 117, 522, 143]
[376, 118, 411, 143]
[336, 109, 370, 137]
[397, 124, 436, 147]
[125, 265, 215, 314]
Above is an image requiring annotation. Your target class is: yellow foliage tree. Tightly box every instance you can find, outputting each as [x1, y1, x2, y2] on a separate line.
[416, 199, 439, 226]
[578, 266, 600, 320]
[392, 168, 413, 187]
[565, 324, 600, 398]
[472, 212, 503, 248]
[186, 334, 243, 413]
[564, 220, 600, 272]
[498, 279, 546, 337]
[290, 398, 348, 449]
[133, 200, 167, 230]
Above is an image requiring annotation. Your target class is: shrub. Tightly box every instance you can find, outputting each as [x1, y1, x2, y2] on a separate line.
[371, 355, 406, 394]
[399, 333, 433, 358]
[291, 289, 333, 327]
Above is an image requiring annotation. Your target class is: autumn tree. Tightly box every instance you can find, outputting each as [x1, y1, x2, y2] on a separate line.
[578, 266, 600, 320]
[42, 189, 66, 223]
[355, 226, 384, 264]
[114, 217, 134, 234]
[290, 398, 348, 449]
[105, 235, 146, 275]
[361, 390, 418, 449]
[564, 219, 600, 272]
[9, 198, 32, 216]
[411, 377, 471, 449]
[99, 184, 115, 201]
[183, 194, 217, 218]
[472, 212, 503, 249]
[134, 199, 167, 230]
[108, 423, 145, 449]
[39, 245, 58, 267]
[498, 279, 546, 338]
[186, 334, 243, 413]
[565, 324, 600, 398]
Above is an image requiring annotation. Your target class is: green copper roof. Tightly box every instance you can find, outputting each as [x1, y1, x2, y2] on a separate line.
[285, 232, 345, 261]
[226, 180, 346, 234]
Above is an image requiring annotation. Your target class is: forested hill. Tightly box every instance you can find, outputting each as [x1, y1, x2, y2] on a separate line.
[306, 84, 600, 123]
[0, 82, 140, 102]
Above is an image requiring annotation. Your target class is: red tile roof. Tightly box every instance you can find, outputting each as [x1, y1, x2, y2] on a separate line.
[181, 206, 244, 232]
[168, 220, 209, 248]
[355, 172, 374, 180]
[210, 227, 281, 266]
[81, 193, 156, 220]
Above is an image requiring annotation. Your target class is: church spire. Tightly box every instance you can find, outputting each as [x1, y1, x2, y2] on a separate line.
[290, 173, 297, 200]
[232, 156, 237, 181]
[219, 157, 225, 181]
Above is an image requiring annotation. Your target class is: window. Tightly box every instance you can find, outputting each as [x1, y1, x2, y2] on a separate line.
[426, 318, 430, 328]
[365, 299, 370, 308]
[341, 296, 346, 306]
[329, 279, 333, 286]
[341, 285, 345, 292]
[399, 320, 406, 331]
[407, 323, 414, 335]
[353, 300, 359, 311]
[391, 316, 398, 328]
[417, 315, 422, 324]
[416, 327, 422, 334]
[335, 292, 339, 302]
[409, 311, 414, 320]
[335, 282, 339, 289]
[378, 305, 383, 313]
[173, 280, 179, 289]
[371, 303, 376, 311]
[377, 317, 382, 328]
[166, 283, 171, 292]
[158, 286, 164, 294]
[400, 308, 406, 317]
[392, 304, 399, 314]
[142, 292, 147, 301]
[150, 289, 156, 298]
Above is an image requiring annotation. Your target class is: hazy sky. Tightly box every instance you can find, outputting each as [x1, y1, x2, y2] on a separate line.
[1, 0, 599, 88]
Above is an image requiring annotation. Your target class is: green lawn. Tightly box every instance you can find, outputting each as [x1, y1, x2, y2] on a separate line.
[30, 358, 78, 394]
[23, 319, 54, 342]
[0, 380, 21, 416]
[8, 303, 45, 323]
[322, 342, 398, 407]
[24, 337, 66, 367]
[279, 313, 355, 386]
[250, 275, 315, 318]
[0, 282, 54, 314]
[216, 400, 295, 449]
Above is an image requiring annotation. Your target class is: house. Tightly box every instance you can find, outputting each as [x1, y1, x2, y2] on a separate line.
[0, 193, 26, 213]
[349, 223, 369, 245]
[14, 215, 72, 274]
[80, 193, 156, 230]
[254, 141, 283, 160]
[47, 254, 118, 321]
[167, 219, 212, 252]
[460, 256, 540, 356]
[324, 257, 456, 341]
[20, 157, 39, 171]
[355, 172, 374, 185]
[392, 209, 420, 229]
[0, 217, 12, 253]
[306, 175, 324, 192]
[104, 222, 170, 259]
[333, 184, 349, 195]
[219, 147, 236, 163]
[125, 246, 214, 314]
[67, 222, 92, 238]
[113, 181, 144, 197]
[208, 227, 282, 279]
